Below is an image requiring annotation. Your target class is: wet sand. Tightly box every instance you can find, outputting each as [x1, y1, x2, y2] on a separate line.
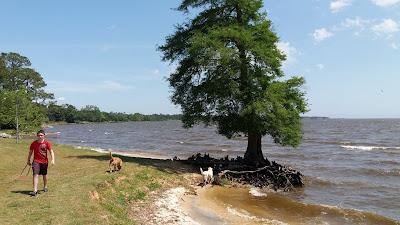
[180, 186, 399, 225]
[182, 186, 269, 225]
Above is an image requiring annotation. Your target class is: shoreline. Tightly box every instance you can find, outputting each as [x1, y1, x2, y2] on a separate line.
[73, 145, 173, 160]
[1, 137, 398, 224]
[34, 142, 400, 224]
[166, 185, 400, 225]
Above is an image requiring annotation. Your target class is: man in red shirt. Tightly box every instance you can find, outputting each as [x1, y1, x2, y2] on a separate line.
[27, 130, 55, 197]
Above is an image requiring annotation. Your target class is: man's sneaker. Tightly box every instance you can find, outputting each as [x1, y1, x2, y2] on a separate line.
[43, 187, 48, 192]
[29, 191, 38, 197]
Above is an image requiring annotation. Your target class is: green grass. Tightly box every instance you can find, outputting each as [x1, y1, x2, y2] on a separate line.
[0, 138, 192, 225]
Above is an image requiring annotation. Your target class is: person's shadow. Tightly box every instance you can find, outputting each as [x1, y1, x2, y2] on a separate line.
[11, 190, 32, 196]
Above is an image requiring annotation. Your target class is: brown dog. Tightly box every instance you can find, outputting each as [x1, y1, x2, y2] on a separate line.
[109, 151, 122, 172]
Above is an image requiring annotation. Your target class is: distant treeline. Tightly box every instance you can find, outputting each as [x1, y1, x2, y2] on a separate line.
[0, 52, 181, 132]
[47, 104, 181, 123]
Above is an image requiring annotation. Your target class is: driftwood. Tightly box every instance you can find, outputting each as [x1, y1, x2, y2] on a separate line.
[181, 153, 303, 191]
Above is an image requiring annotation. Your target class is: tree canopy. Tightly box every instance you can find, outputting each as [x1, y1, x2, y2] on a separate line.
[0, 52, 53, 131]
[0, 53, 53, 103]
[160, 0, 308, 166]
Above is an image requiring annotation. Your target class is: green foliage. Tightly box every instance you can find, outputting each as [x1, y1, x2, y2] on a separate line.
[0, 52, 53, 131]
[0, 90, 46, 130]
[47, 103, 78, 123]
[46, 104, 182, 123]
[160, 0, 308, 148]
[0, 91, 16, 129]
[0, 52, 53, 103]
[77, 105, 105, 122]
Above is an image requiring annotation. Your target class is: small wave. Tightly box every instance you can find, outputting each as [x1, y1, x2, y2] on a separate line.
[304, 139, 348, 145]
[303, 138, 361, 146]
[227, 206, 288, 224]
[368, 159, 400, 166]
[304, 177, 335, 187]
[74, 146, 110, 153]
[305, 177, 369, 188]
[358, 168, 400, 177]
[249, 187, 267, 197]
[104, 132, 113, 135]
[341, 145, 400, 151]
[90, 147, 110, 152]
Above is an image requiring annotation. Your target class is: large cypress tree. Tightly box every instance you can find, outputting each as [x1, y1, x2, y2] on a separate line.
[160, 0, 308, 167]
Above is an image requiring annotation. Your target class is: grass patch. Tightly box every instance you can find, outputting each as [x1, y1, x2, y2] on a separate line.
[147, 182, 161, 191]
[0, 138, 191, 224]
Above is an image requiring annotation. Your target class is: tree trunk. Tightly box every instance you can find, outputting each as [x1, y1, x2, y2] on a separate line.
[244, 134, 268, 167]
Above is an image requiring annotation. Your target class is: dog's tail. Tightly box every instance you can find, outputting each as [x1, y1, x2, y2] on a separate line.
[200, 167, 203, 174]
[109, 151, 113, 159]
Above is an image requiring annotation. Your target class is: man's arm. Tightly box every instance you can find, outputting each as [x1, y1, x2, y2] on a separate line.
[50, 150, 55, 165]
[27, 149, 33, 165]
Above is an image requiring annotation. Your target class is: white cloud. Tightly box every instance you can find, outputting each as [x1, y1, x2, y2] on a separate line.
[101, 81, 132, 91]
[316, 64, 325, 70]
[390, 43, 399, 49]
[330, 0, 352, 12]
[107, 25, 117, 31]
[340, 17, 373, 36]
[372, 19, 399, 36]
[151, 69, 160, 75]
[342, 17, 371, 29]
[312, 28, 334, 42]
[276, 41, 300, 66]
[57, 97, 66, 101]
[371, 0, 400, 7]
[100, 44, 117, 52]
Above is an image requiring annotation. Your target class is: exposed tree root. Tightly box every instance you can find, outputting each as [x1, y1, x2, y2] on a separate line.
[180, 153, 303, 191]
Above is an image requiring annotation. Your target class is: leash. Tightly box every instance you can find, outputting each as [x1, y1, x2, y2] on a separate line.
[20, 164, 31, 176]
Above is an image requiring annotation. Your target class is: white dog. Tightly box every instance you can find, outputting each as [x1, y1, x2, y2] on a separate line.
[200, 167, 214, 185]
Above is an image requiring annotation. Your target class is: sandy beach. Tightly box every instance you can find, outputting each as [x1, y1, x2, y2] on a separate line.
[153, 184, 399, 225]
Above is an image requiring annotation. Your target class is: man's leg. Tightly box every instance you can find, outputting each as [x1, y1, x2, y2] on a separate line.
[43, 175, 48, 189]
[30, 174, 39, 196]
[30, 162, 40, 196]
[33, 174, 39, 192]
[41, 163, 49, 192]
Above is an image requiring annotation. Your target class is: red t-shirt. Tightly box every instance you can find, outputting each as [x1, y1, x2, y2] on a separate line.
[30, 140, 52, 163]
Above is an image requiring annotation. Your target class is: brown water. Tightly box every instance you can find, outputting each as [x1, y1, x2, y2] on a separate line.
[47, 119, 400, 223]
[190, 186, 398, 225]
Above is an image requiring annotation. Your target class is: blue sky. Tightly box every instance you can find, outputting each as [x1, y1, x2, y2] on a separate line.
[0, 0, 399, 118]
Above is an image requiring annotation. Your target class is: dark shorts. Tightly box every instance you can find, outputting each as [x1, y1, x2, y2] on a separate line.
[32, 162, 48, 175]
